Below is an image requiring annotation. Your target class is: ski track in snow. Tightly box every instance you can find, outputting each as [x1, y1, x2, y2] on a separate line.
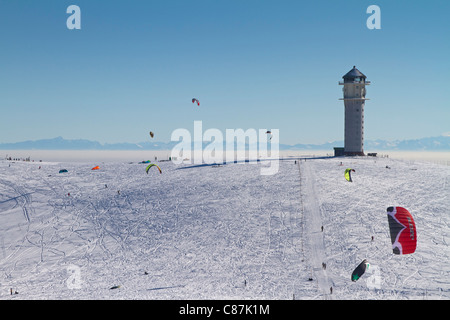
[0, 156, 449, 299]
[300, 161, 333, 299]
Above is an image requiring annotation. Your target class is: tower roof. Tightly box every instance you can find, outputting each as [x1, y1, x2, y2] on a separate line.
[342, 66, 366, 79]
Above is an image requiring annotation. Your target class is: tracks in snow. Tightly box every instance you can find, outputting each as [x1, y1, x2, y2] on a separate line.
[0, 178, 34, 222]
[298, 161, 334, 299]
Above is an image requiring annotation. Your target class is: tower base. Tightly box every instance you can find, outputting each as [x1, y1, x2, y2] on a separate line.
[344, 151, 365, 156]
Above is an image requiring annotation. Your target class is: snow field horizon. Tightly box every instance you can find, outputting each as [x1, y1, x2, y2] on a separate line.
[170, 121, 279, 175]
[2, 150, 449, 166]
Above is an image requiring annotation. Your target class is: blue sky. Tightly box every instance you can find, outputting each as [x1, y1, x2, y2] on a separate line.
[1, 0, 449, 145]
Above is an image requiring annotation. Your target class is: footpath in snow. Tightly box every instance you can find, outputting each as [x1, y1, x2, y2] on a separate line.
[299, 160, 333, 299]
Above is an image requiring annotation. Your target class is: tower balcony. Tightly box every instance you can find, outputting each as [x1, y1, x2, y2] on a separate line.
[339, 98, 370, 101]
[339, 81, 371, 85]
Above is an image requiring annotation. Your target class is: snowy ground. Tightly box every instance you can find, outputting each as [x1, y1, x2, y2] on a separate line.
[0, 155, 449, 299]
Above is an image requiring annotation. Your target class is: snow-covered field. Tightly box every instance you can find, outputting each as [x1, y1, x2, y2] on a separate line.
[0, 155, 449, 299]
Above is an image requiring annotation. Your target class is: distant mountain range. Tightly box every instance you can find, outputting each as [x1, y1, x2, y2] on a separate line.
[285, 136, 450, 151]
[0, 135, 449, 151]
